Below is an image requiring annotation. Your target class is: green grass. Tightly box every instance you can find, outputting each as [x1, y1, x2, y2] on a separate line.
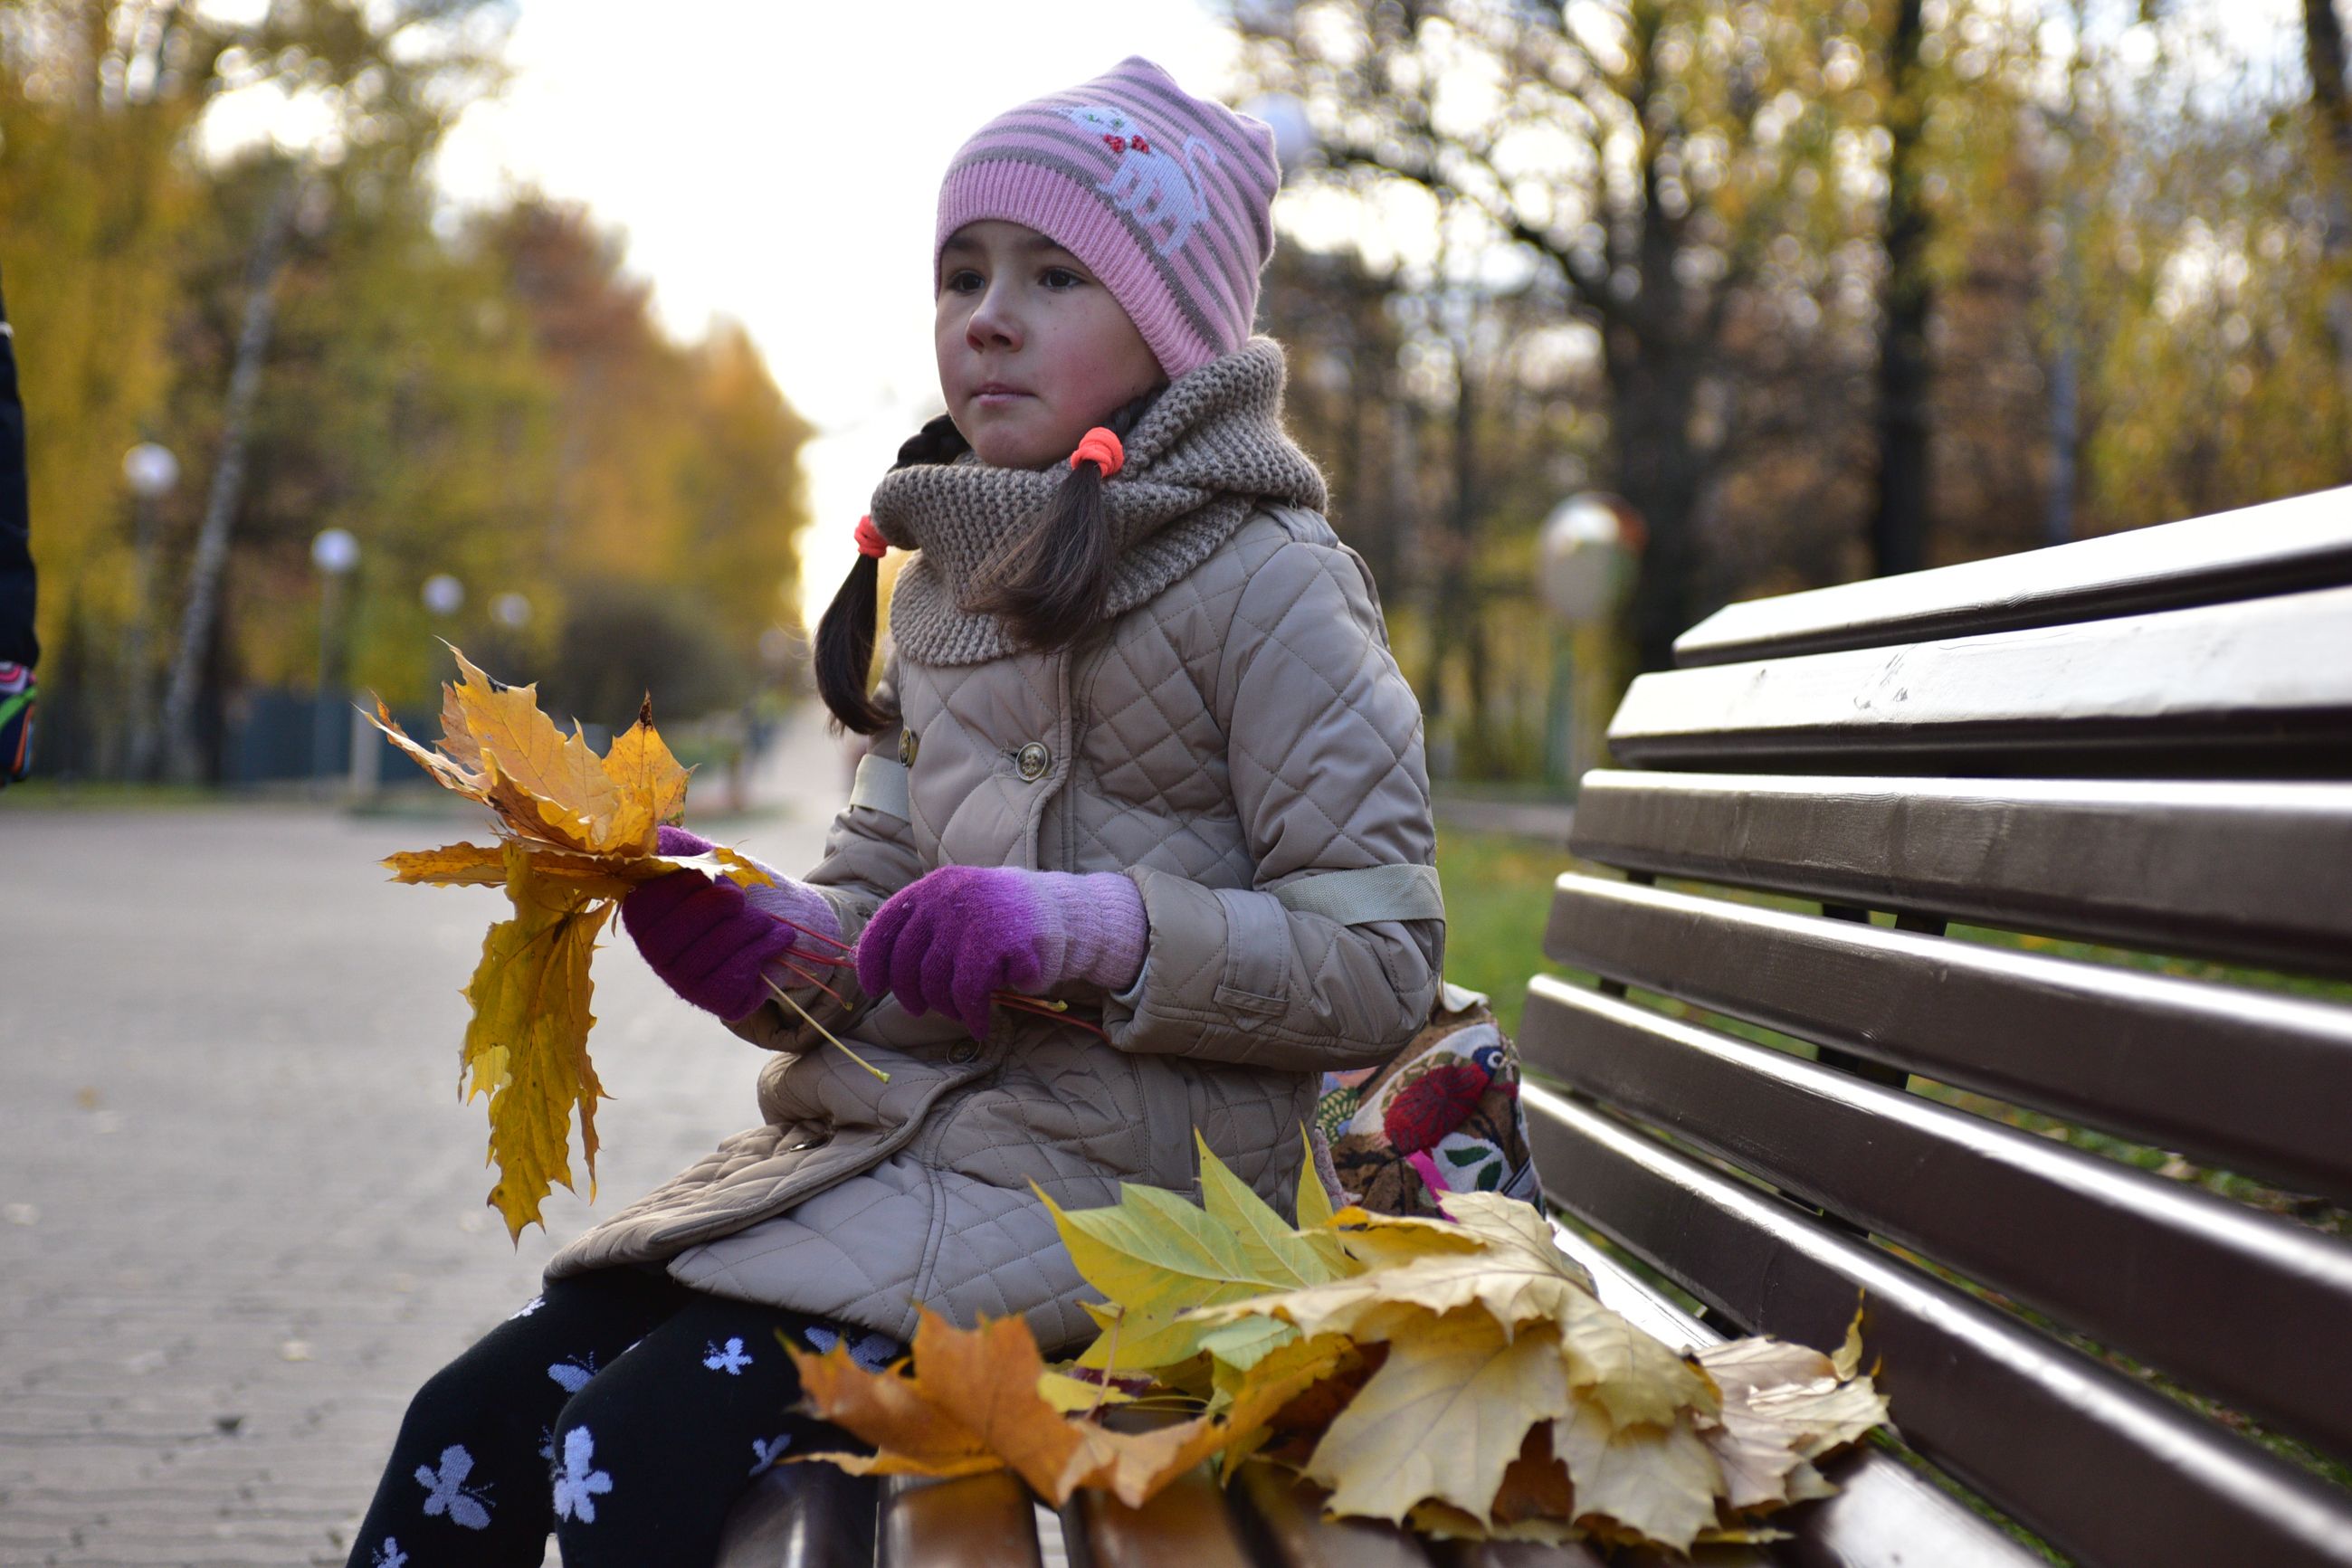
[1433, 827, 1584, 1036]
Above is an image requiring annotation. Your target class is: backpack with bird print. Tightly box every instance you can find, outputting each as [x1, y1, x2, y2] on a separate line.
[1306, 982, 1543, 1220]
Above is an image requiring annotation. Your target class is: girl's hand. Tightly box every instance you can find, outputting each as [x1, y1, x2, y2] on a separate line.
[620, 826, 843, 1022]
[853, 866, 1146, 1041]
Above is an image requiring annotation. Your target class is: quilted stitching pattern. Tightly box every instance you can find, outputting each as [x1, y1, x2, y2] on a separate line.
[547, 506, 1441, 1352]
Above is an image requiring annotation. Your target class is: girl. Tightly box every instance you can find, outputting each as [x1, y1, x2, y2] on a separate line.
[348, 56, 1443, 1568]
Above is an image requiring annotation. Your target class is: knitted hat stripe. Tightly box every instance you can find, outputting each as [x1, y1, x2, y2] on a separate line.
[935, 56, 1281, 379]
[940, 148, 1226, 355]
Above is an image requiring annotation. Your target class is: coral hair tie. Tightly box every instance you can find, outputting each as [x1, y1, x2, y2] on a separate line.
[853, 514, 889, 559]
[1070, 427, 1125, 478]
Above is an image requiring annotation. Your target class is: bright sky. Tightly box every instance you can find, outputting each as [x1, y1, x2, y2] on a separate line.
[429, 1, 1242, 633]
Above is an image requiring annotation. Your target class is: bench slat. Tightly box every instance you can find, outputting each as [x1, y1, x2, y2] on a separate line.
[1522, 978, 2352, 1461]
[713, 1465, 876, 1568]
[880, 1473, 1043, 1568]
[1672, 489, 2352, 667]
[1568, 770, 2352, 978]
[1541, 874, 2352, 1201]
[1520, 1083, 2352, 1568]
[1226, 1467, 1439, 1566]
[1612, 584, 2352, 774]
[1062, 1465, 1262, 1568]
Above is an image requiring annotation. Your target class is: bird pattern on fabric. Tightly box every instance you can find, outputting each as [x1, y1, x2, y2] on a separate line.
[1313, 996, 1544, 1218]
[702, 1336, 753, 1375]
[508, 1295, 545, 1320]
[413, 1444, 493, 1530]
[748, 1433, 793, 1475]
[551, 1427, 613, 1524]
[369, 1540, 407, 1568]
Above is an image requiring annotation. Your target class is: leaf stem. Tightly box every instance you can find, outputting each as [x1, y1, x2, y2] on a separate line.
[764, 975, 890, 1082]
[775, 956, 849, 1008]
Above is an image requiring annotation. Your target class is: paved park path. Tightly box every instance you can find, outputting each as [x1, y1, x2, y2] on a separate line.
[0, 710, 855, 1566]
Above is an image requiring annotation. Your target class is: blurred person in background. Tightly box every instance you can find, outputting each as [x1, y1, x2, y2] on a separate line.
[0, 267, 34, 786]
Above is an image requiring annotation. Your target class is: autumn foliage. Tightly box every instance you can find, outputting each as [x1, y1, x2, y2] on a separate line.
[791, 1136, 1886, 1550]
[372, 648, 775, 1239]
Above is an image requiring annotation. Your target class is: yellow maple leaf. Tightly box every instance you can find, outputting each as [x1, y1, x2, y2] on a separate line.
[1193, 1198, 1603, 1347]
[1051, 1149, 1353, 1376]
[1294, 1128, 1338, 1231]
[1303, 1307, 1573, 1524]
[461, 845, 611, 1239]
[1557, 1290, 1718, 1429]
[1550, 1402, 1723, 1552]
[372, 646, 840, 1240]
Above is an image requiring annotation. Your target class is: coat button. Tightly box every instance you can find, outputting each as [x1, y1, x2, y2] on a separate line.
[785, 1130, 831, 1154]
[1015, 741, 1051, 781]
[949, 1041, 979, 1065]
[899, 729, 919, 767]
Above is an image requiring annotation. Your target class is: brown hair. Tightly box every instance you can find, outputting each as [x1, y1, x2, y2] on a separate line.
[813, 416, 968, 734]
[958, 392, 1157, 651]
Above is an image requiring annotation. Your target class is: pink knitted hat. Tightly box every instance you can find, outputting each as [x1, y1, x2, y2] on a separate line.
[936, 57, 1281, 380]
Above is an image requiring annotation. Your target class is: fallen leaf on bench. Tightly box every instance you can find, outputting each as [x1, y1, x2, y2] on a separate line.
[1303, 1307, 1571, 1521]
[372, 648, 783, 1240]
[795, 1136, 1890, 1552]
[790, 1307, 1348, 1506]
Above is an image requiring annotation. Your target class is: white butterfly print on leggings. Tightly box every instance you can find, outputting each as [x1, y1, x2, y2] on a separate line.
[413, 1444, 493, 1530]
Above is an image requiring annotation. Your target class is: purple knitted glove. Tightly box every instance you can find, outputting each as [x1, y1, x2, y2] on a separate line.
[619, 826, 843, 1022]
[854, 866, 1147, 1041]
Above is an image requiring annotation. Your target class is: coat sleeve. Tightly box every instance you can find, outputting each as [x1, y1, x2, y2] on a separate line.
[1099, 537, 1444, 1073]
[728, 656, 926, 1052]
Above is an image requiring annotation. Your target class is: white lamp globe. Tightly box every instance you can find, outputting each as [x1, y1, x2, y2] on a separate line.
[311, 527, 361, 575]
[122, 442, 180, 499]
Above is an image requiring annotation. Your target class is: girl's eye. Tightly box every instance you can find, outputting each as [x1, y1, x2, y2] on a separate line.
[1040, 266, 1086, 290]
[943, 269, 984, 295]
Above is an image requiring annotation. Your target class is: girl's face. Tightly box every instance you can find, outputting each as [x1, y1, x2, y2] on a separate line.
[936, 221, 1165, 469]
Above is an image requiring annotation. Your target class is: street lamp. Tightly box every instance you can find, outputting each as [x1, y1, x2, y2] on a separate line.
[121, 442, 179, 779]
[311, 527, 360, 788]
[422, 574, 464, 618]
[490, 591, 531, 630]
[1536, 494, 1643, 789]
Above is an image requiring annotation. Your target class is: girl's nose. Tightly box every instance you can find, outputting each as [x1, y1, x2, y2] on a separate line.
[965, 279, 1023, 352]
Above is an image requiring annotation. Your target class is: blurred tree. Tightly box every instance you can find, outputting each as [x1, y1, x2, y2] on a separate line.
[1870, 0, 1934, 575]
[1, 4, 812, 778]
[2305, 0, 2352, 401]
[481, 198, 813, 727]
[1236, 0, 1868, 670]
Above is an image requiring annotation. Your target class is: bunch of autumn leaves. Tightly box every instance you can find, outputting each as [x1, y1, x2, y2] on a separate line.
[788, 1136, 1888, 1551]
[373, 651, 854, 1240]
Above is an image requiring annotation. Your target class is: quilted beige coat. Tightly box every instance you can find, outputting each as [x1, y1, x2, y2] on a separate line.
[548, 365, 1443, 1356]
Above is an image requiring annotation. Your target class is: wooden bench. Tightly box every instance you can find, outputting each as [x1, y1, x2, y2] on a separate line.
[717, 491, 2352, 1566]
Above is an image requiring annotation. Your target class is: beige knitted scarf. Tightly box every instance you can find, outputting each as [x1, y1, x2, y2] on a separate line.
[870, 337, 1328, 668]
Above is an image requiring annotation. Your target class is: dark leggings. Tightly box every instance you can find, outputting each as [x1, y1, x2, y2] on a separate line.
[346, 1269, 900, 1568]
